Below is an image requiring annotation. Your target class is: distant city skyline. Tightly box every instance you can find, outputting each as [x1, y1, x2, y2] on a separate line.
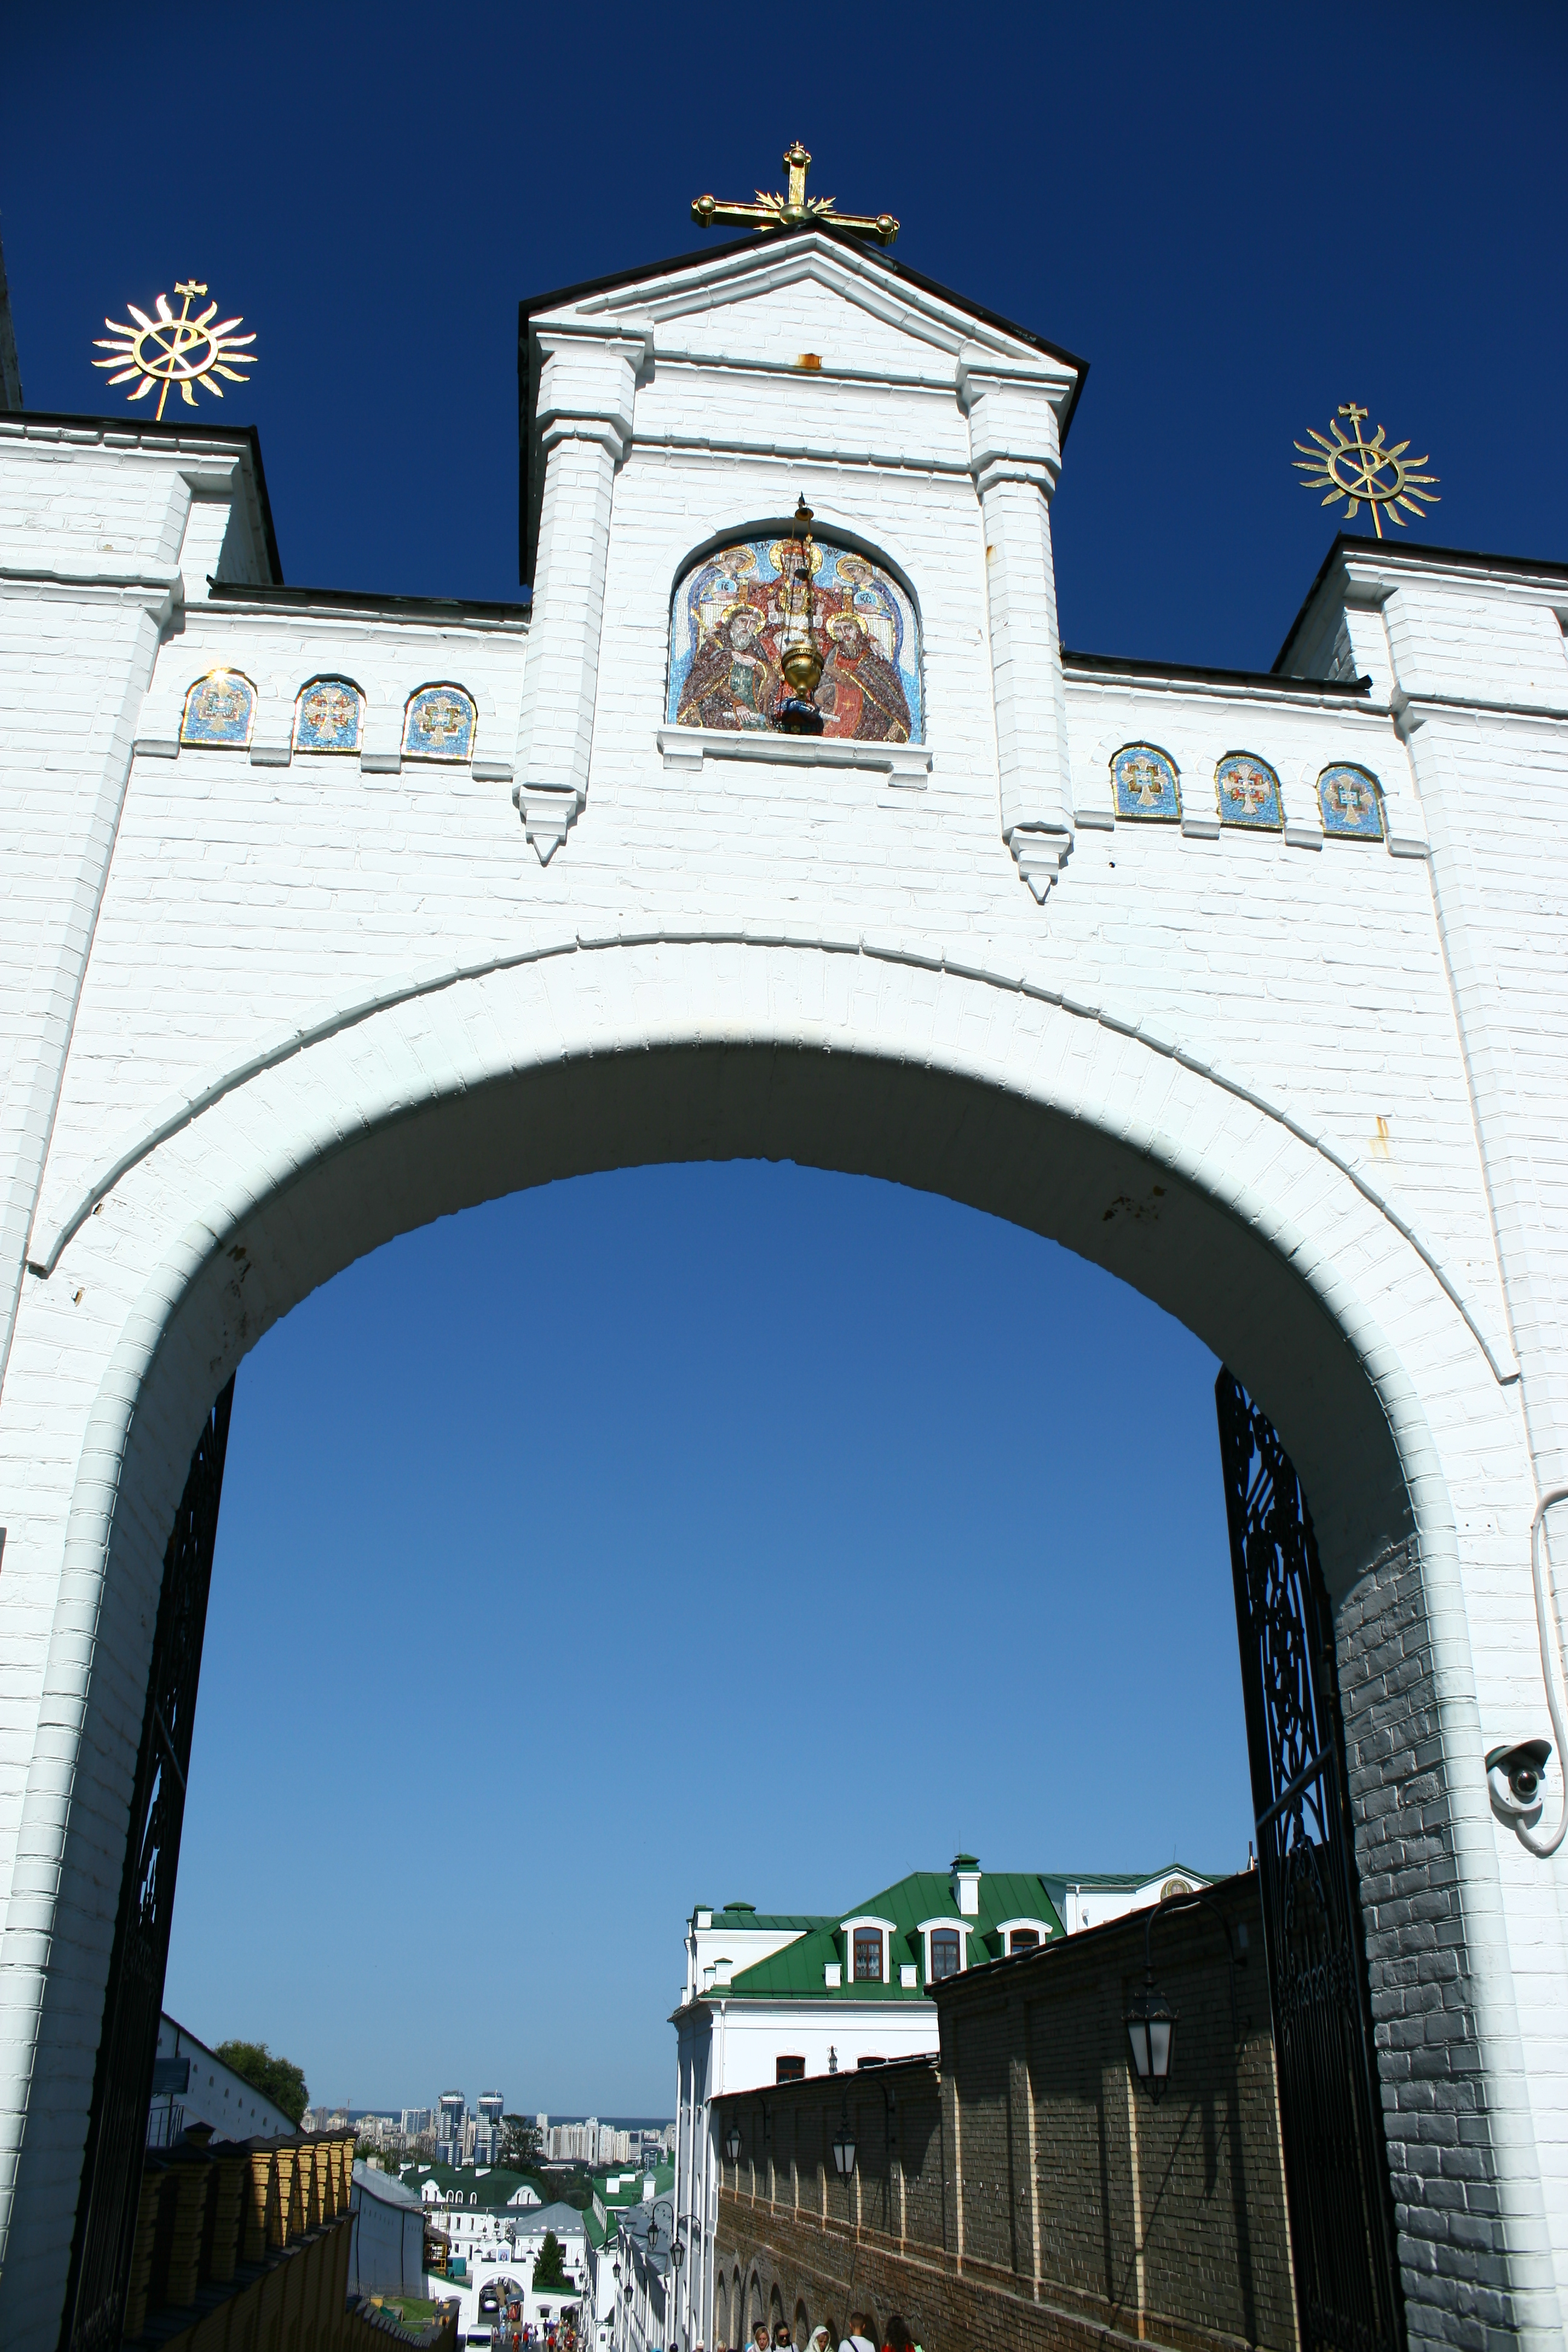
[327, 2110, 672, 2129]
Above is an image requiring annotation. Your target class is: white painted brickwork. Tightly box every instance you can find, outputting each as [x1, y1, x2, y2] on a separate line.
[0, 240, 1566, 2347]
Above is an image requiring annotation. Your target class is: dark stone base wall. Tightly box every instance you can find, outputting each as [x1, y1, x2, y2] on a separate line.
[1335, 1540, 1512, 2347]
[717, 2194, 1263, 2352]
[714, 1878, 1297, 2352]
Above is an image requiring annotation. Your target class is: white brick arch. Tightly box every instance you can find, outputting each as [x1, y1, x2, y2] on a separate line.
[4, 226, 1568, 2346]
[0, 940, 1553, 2341]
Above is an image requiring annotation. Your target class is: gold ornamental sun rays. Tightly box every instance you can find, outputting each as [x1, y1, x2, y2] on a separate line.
[93, 280, 256, 420]
[1294, 402, 1439, 537]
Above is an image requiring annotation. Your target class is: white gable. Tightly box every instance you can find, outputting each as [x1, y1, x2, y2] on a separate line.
[532, 232, 1079, 407]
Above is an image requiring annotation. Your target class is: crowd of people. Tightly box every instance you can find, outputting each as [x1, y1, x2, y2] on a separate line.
[707, 2314, 922, 2352]
[487, 2302, 577, 2352]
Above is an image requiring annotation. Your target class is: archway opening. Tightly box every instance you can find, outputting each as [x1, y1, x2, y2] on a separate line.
[166, 1160, 1255, 2084]
[19, 1027, 1432, 2352]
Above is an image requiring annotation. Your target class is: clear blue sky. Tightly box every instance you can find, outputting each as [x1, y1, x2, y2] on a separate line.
[5, 3, 1564, 2114]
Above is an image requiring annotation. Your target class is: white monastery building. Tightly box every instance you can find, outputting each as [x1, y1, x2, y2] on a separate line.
[668, 1857, 1214, 2349]
[0, 154, 1567, 2352]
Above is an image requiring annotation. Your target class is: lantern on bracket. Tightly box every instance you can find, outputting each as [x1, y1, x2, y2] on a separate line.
[724, 2124, 742, 2164]
[1124, 1981, 1177, 2103]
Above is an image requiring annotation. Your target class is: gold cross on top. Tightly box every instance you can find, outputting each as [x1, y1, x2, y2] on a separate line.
[693, 142, 898, 246]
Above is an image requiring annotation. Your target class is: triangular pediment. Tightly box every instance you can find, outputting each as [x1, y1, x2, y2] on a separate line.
[518, 228, 1086, 581]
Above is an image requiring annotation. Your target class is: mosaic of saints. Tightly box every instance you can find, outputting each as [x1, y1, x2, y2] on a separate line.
[669, 537, 922, 741]
[676, 605, 782, 730]
[818, 613, 911, 742]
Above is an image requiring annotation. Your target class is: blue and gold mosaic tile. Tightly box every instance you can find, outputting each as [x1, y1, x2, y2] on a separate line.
[295, 678, 363, 754]
[1318, 763, 1383, 838]
[180, 670, 255, 748]
[403, 684, 476, 762]
[1111, 743, 1180, 821]
[1215, 752, 1283, 830]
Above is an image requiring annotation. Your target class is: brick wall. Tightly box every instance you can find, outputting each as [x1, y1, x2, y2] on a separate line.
[714, 1875, 1296, 2352]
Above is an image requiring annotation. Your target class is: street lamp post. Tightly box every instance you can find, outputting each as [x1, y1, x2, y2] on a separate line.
[1123, 1889, 1245, 2105]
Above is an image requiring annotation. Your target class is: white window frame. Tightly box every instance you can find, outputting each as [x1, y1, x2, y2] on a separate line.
[995, 1916, 1054, 1956]
[840, 1915, 897, 1986]
[916, 1916, 969, 1982]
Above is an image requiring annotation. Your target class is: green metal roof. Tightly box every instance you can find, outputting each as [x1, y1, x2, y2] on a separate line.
[592, 2163, 675, 2208]
[695, 1907, 831, 1932]
[720, 1870, 1067, 2001]
[1039, 1866, 1216, 1895]
[408, 2163, 551, 2210]
[588, 2165, 679, 2247]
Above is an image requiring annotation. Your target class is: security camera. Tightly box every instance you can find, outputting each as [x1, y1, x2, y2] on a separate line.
[1486, 1740, 1552, 1820]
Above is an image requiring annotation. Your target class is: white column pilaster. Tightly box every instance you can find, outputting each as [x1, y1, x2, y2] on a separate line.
[512, 328, 645, 863]
[960, 353, 1074, 901]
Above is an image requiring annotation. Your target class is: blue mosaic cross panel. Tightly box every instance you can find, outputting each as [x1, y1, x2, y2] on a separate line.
[180, 670, 255, 748]
[403, 684, 476, 762]
[1318, 763, 1384, 839]
[295, 677, 363, 754]
[1111, 743, 1180, 821]
[668, 536, 922, 742]
[1215, 752, 1284, 830]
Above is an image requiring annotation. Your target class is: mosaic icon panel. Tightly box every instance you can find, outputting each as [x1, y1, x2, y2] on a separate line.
[180, 670, 255, 748]
[1216, 752, 1284, 830]
[1111, 743, 1181, 820]
[1318, 763, 1384, 838]
[403, 685, 477, 762]
[668, 537, 921, 743]
[294, 678, 364, 754]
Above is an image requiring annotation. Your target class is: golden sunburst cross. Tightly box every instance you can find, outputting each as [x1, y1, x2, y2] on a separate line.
[1294, 402, 1439, 538]
[93, 280, 257, 422]
[693, 142, 898, 246]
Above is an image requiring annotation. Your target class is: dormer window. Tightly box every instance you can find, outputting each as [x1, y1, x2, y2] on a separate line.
[841, 1915, 895, 1984]
[996, 1915, 1053, 1957]
[929, 1930, 961, 1981]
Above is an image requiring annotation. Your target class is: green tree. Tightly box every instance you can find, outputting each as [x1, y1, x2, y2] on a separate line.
[500, 2114, 541, 2171]
[214, 2040, 309, 2127]
[533, 2231, 571, 2292]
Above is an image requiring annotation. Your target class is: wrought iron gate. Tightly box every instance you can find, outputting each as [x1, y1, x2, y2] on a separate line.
[58, 1379, 235, 2352]
[1215, 1369, 1402, 2352]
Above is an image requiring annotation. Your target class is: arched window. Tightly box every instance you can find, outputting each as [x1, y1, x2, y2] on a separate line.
[1318, 762, 1385, 839]
[1008, 1927, 1040, 1953]
[852, 1928, 883, 1982]
[1215, 751, 1283, 829]
[295, 676, 364, 754]
[1110, 742, 1179, 821]
[929, 1929, 961, 1981]
[403, 683, 477, 762]
[668, 535, 921, 743]
[180, 668, 255, 748]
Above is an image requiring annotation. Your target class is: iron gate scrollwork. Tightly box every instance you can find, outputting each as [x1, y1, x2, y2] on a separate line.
[59, 1379, 235, 2352]
[1215, 1369, 1402, 2352]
